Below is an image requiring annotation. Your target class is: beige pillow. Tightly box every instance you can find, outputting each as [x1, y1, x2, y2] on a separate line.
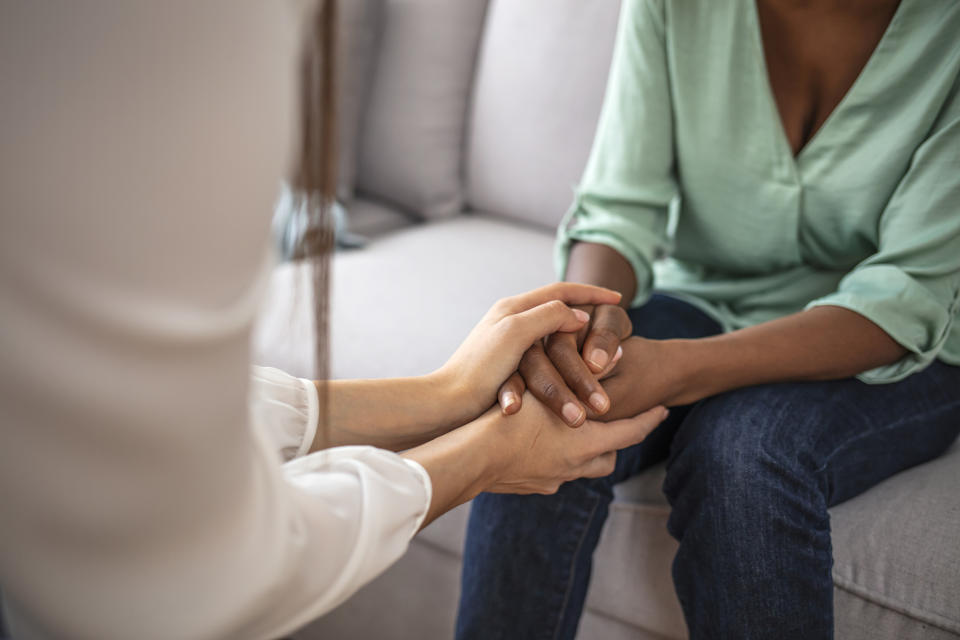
[355, 0, 489, 219]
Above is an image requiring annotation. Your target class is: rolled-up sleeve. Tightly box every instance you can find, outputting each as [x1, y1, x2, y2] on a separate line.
[555, 0, 676, 307]
[806, 91, 960, 383]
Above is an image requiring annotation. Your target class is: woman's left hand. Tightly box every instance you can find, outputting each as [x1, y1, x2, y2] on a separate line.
[436, 283, 623, 422]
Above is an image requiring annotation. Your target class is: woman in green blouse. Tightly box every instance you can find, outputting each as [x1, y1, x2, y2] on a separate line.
[458, 1, 960, 638]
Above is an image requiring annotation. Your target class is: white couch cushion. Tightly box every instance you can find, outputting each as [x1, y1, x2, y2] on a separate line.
[253, 213, 555, 379]
[465, 0, 622, 229]
[329, 213, 555, 379]
[356, 0, 489, 220]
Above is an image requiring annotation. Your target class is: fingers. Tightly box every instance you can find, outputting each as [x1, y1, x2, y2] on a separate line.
[544, 331, 610, 414]
[585, 406, 669, 454]
[519, 342, 587, 427]
[497, 282, 622, 315]
[581, 304, 633, 373]
[596, 345, 623, 381]
[501, 300, 590, 356]
[498, 372, 526, 415]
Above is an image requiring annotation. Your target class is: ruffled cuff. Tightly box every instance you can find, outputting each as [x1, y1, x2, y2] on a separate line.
[249, 365, 319, 461]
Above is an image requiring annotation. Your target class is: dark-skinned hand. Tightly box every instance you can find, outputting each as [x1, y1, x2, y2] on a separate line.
[496, 303, 633, 426]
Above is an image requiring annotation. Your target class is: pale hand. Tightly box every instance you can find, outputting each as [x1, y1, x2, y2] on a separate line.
[436, 283, 623, 422]
[480, 392, 668, 494]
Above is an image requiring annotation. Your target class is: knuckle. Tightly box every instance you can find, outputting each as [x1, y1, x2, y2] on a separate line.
[494, 296, 519, 315]
[535, 378, 561, 401]
[496, 315, 519, 335]
[601, 456, 616, 476]
[545, 336, 574, 360]
[541, 482, 561, 495]
[544, 299, 566, 312]
[590, 327, 618, 345]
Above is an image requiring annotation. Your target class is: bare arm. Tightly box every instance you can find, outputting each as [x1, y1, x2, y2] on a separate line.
[512, 242, 911, 422]
[566, 241, 638, 307]
[669, 305, 906, 404]
[318, 373, 465, 452]
[597, 306, 908, 421]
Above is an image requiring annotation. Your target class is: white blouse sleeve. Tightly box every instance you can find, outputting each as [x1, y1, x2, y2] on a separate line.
[249, 365, 321, 461]
[0, 3, 431, 639]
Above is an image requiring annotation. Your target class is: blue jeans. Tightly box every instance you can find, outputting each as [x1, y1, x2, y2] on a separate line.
[456, 295, 960, 640]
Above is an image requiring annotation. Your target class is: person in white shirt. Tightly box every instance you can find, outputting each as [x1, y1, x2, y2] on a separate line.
[0, 3, 665, 638]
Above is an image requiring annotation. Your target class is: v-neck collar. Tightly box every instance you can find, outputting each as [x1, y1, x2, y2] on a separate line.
[747, 0, 908, 172]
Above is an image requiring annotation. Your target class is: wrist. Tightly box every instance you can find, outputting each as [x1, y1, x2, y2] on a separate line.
[468, 408, 510, 491]
[658, 338, 710, 406]
[427, 365, 484, 427]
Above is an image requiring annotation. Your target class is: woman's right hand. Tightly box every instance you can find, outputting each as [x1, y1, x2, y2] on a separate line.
[403, 392, 667, 528]
[477, 392, 667, 495]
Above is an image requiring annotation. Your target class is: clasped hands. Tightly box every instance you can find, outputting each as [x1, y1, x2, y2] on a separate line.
[479, 294, 684, 430]
[427, 283, 679, 494]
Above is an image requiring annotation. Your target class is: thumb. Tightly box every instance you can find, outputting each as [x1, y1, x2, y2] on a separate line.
[505, 300, 590, 352]
[584, 406, 668, 454]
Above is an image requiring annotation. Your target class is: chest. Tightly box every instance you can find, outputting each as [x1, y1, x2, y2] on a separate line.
[755, 1, 900, 156]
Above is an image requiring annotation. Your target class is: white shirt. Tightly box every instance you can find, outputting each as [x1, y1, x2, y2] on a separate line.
[0, 3, 432, 638]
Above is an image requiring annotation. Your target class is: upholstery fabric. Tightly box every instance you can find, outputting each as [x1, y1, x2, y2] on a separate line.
[356, 0, 489, 219]
[831, 441, 960, 637]
[253, 213, 554, 380]
[332, 214, 554, 379]
[344, 195, 416, 238]
[464, 0, 622, 229]
[337, 0, 382, 200]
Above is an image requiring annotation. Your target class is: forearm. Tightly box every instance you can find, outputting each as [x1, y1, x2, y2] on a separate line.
[668, 305, 908, 405]
[566, 242, 637, 307]
[401, 415, 496, 530]
[314, 370, 474, 452]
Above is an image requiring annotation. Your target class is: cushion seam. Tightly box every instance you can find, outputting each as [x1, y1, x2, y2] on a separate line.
[832, 570, 960, 634]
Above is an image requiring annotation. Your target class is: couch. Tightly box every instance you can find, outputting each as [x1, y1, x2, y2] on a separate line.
[253, 1, 960, 638]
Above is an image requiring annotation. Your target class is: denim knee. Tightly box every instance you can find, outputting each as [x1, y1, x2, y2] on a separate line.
[661, 390, 830, 542]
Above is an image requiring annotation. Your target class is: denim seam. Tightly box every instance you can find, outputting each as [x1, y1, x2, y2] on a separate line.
[832, 574, 960, 634]
[814, 398, 960, 478]
[550, 494, 601, 640]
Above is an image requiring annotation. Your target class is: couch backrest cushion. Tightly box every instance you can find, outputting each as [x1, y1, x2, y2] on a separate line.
[337, 0, 383, 202]
[356, 0, 489, 219]
[464, 0, 622, 229]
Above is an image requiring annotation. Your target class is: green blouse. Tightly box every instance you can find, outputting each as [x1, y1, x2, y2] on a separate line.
[556, 0, 960, 383]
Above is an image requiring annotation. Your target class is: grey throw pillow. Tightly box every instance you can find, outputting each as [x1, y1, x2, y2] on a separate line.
[356, 0, 489, 220]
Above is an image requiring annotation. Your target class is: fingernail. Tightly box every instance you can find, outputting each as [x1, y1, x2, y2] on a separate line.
[589, 348, 609, 369]
[562, 402, 583, 425]
[502, 391, 518, 412]
[572, 309, 590, 323]
[589, 392, 608, 412]
[613, 346, 623, 362]
[661, 407, 670, 419]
